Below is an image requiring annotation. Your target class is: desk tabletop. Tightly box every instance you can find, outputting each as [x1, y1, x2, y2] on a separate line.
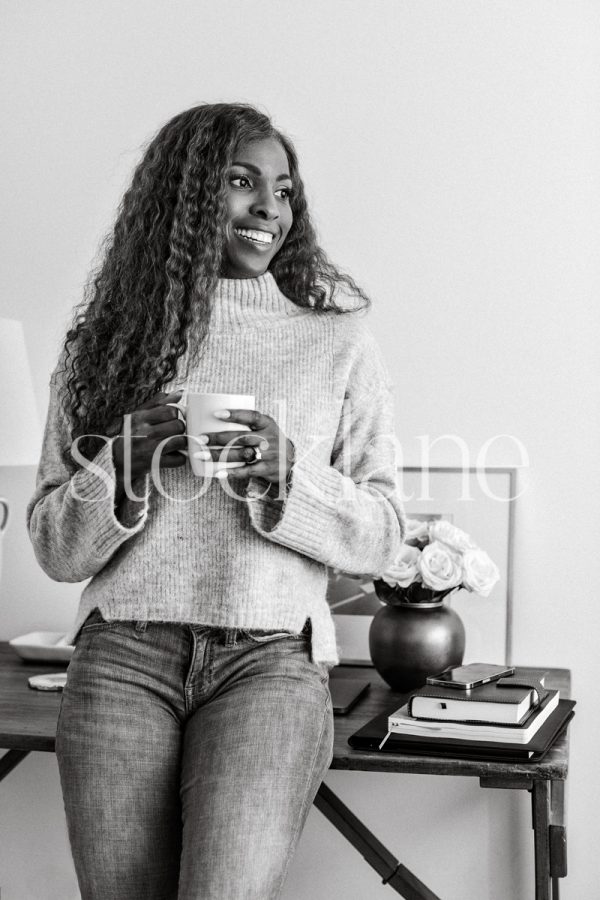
[0, 643, 67, 752]
[0, 643, 571, 781]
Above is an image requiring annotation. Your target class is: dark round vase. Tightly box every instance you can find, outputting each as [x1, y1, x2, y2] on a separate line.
[368, 599, 465, 693]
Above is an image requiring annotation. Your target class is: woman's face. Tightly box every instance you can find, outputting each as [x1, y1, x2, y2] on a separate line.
[220, 137, 294, 279]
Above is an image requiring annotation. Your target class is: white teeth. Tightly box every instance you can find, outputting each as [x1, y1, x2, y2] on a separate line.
[234, 228, 274, 245]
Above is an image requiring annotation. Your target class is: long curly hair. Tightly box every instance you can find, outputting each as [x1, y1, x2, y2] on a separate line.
[57, 103, 371, 462]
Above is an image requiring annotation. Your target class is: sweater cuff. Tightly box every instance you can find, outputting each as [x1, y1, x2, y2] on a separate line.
[68, 438, 151, 559]
[247, 453, 340, 558]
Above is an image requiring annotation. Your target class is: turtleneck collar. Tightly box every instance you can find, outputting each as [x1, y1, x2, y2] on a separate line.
[208, 271, 313, 331]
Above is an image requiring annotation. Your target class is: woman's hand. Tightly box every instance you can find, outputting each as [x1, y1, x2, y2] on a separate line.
[111, 390, 187, 500]
[193, 408, 295, 486]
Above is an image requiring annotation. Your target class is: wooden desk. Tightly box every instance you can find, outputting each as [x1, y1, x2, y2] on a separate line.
[0, 644, 570, 900]
[325, 665, 570, 900]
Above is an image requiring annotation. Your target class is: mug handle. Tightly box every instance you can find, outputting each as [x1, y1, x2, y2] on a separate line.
[165, 400, 186, 421]
[165, 401, 188, 456]
[0, 499, 9, 534]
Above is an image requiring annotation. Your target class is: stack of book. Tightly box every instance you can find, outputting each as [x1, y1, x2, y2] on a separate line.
[348, 668, 575, 762]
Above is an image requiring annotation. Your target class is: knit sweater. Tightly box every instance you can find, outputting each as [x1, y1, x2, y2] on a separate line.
[26, 273, 406, 665]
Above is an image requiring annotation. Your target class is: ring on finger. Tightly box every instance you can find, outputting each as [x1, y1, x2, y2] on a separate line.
[249, 446, 262, 464]
[241, 442, 263, 464]
[242, 436, 268, 456]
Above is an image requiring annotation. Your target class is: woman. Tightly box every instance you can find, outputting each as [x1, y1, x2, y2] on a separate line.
[27, 103, 406, 900]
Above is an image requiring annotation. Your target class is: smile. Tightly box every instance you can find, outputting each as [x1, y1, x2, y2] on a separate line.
[234, 228, 275, 246]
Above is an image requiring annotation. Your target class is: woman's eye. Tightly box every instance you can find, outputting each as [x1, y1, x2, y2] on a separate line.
[276, 187, 293, 201]
[230, 175, 252, 189]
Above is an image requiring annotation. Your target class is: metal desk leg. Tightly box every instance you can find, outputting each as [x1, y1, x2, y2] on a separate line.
[314, 783, 442, 900]
[0, 749, 30, 783]
[549, 780, 567, 900]
[532, 779, 567, 900]
[532, 780, 552, 900]
[480, 776, 567, 900]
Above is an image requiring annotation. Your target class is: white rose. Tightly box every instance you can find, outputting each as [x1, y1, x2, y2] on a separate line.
[404, 518, 430, 544]
[462, 548, 500, 597]
[380, 545, 422, 588]
[428, 520, 476, 553]
[418, 541, 463, 591]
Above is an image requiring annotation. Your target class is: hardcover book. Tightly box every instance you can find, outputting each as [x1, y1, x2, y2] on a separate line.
[390, 690, 559, 743]
[407, 668, 550, 725]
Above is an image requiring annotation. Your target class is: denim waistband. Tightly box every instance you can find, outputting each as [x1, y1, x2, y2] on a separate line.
[189, 617, 312, 645]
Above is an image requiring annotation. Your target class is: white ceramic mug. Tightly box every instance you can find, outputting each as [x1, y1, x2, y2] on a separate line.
[170, 392, 255, 477]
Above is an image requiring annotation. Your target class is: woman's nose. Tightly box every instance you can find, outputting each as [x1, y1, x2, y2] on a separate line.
[249, 187, 278, 220]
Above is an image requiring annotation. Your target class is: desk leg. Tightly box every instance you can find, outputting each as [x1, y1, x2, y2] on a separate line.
[532, 780, 567, 900]
[0, 749, 30, 783]
[480, 776, 567, 900]
[532, 780, 551, 900]
[549, 780, 567, 900]
[314, 783, 442, 900]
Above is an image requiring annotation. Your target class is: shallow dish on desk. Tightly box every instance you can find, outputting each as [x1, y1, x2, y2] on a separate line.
[9, 631, 74, 662]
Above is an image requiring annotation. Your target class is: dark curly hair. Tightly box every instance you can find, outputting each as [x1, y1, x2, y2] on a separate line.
[57, 103, 371, 462]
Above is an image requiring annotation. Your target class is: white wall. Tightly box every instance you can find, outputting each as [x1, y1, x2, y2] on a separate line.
[1, 2, 599, 897]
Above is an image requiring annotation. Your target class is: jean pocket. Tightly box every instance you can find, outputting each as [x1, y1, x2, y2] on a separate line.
[315, 661, 331, 685]
[243, 630, 305, 645]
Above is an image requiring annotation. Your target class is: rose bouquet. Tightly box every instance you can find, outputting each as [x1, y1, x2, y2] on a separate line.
[374, 518, 500, 606]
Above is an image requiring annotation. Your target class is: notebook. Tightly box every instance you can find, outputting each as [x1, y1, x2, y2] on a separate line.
[407, 673, 548, 724]
[348, 700, 575, 762]
[389, 690, 560, 743]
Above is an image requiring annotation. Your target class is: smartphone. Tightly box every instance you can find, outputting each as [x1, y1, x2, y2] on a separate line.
[425, 663, 515, 690]
[329, 678, 371, 715]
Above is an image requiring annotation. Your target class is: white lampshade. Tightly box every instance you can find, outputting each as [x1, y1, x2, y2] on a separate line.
[0, 318, 42, 466]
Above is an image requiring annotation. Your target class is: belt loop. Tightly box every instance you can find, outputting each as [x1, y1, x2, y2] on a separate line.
[135, 620, 148, 633]
[223, 627, 238, 647]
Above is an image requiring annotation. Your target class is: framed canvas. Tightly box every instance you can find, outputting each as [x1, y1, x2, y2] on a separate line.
[326, 466, 517, 666]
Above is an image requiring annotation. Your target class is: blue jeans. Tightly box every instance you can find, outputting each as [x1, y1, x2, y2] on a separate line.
[55, 608, 334, 900]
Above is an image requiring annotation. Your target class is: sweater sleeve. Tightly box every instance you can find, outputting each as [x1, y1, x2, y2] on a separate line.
[246, 320, 406, 575]
[26, 367, 151, 583]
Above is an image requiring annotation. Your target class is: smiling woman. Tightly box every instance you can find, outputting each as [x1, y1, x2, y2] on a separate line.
[26, 102, 406, 900]
[222, 140, 294, 278]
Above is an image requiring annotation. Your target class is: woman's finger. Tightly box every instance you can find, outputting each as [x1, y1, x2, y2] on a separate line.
[197, 428, 266, 446]
[159, 451, 188, 468]
[147, 419, 186, 441]
[218, 461, 267, 480]
[138, 389, 184, 411]
[193, 440, 263, 464]
[145, 403, 185, 425]
[212, 408, 271, 431]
